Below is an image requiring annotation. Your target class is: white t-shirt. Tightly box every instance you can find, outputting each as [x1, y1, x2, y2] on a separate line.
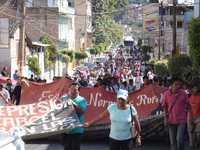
[147, 71, 154, 80]
[107, 103, 137, 141]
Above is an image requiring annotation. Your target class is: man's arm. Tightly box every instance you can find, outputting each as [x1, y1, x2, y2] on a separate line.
[73, 98, 87, 114]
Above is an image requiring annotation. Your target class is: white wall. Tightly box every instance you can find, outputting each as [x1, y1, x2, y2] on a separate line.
[59, 1, 75, 50]
[10, 28, 20, 79]
[67, 15, 75, 50]
[0, 18, 10, 74]
[194, 0, 200, 18]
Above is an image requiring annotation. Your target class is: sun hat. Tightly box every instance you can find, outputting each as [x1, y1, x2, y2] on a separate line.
[117, 89, 128, 102]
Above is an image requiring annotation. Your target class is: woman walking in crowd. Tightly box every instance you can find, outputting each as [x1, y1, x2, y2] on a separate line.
[163, 78, 188, 150]
[85, 89, 141, 150]
[188, 84, 200, 149]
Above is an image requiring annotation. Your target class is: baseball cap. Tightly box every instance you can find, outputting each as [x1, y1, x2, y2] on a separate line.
[117, 89, 128, 102]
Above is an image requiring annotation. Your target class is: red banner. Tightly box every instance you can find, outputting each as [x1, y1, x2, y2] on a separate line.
[20, 79, 165, 125]
[21, 78, 71, 104]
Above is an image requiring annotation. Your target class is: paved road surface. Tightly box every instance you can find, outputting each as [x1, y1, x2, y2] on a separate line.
[25, 140, 191, 150]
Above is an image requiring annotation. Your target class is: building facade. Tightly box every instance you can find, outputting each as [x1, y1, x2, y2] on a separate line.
[74, 0, 92, 51]
[0, 1, 20, 78]
[26, 0, 76, 78]
[0, 0, 76, 79]
[143, 3, 193, 58]
[26, 0, 75, 50]
[162, 4, 193, 55]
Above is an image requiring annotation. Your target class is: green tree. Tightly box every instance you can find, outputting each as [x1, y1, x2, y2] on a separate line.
[59, 50, 74, 62]
[154, 63, 169, 79]
[182, 66, 200, 86]
[137, 38, 142, 48]
[75, 52, 88, 60]
[141, 45, 152, 62]
[27, 56, 41, 76]
[168, 54, 192, 78]
[188, 18, 200, 70]
[92, 0, 127, 48]
[40, 35, 57, 68]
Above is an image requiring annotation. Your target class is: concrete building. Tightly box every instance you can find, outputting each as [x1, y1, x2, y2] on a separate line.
[25, 0, 76, 78]
[0, 0, 76, 79]
[0, 1, 21, 78]
[74, 0, 92, 51]
[142, 3, 193, 58]
[161, 4, 193, 55]
[26, 0, 75, 51]
[194, 0, 200, 18]
[143, 3, 159, 48]
[119, 4, 143, 40]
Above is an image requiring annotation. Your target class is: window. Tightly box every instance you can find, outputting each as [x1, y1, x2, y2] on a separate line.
[177, 21, 183, 28]
[0, 18, 9, 45]
[59, 16, 67, 41]
[170, 20, 173, 27]
[68, 0, 74, 7]
[48, 0, 57, 7]
[67, 17, 72, 30]
[26, 0, 33, 7]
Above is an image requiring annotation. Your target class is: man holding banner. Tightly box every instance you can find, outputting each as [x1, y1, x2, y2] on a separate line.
[61, 82, 87, 150]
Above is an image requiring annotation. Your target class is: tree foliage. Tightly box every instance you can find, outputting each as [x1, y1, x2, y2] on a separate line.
[168, 54, 192, 78]
[137, 38, 142, 48]
[40, 35, 57, 68]
[75, 52, 88, 60]
[154, 63, 169, 79]
[59, 50, 88, 62]
[90, 43, 106, 55]
[92, 0, 127, 50]
[27, 56, 41, 76]
[141, 45, 152, 62]
[182, 66, 200, 87]
[59, 50, 74, 62]
[188, 18, 200, 70]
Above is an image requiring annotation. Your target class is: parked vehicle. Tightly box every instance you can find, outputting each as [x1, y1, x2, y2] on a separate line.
[0, 130, 25, 150]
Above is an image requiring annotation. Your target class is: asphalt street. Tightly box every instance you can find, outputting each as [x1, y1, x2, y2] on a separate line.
[25, 140, 191, 150]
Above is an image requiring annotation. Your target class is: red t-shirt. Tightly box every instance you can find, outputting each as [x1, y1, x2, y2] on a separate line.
[189, 95, 200, 117]
[163, 89, 188, 124]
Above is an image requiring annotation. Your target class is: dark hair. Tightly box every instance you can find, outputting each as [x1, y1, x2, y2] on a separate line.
[69, 82, 80, 89]
[171, 77, 183, 83]
[191, 82, 200, 91]
[0, 84, 3, 88]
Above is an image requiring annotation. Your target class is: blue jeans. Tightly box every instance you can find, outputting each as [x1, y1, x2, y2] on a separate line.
[168, 123, 186, 150]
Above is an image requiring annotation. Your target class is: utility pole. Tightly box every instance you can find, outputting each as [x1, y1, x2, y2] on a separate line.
[172, 0, 177, 56]
[142, 3, 144, 45]
[159, 1, 164, 60]
[18, 0, 26, 76]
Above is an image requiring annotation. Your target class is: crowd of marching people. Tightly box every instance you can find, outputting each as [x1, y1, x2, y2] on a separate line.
[0, 44, 200, 150]
[72, 46, 157, 93]
[0, 44, 155, 107]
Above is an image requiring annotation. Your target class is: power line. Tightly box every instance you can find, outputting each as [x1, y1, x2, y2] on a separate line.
[2, 0, 198, 19]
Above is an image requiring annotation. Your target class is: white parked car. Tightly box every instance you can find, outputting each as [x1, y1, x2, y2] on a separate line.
[0, 130, 25, 150]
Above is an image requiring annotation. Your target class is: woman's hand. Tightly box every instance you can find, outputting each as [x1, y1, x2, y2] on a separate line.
[84, 122, 90, 128]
